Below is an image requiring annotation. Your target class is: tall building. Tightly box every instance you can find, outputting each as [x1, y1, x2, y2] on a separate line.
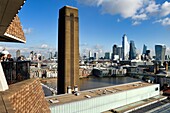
[16, 49, 20, 58]
[104, 52, 110, 59]
[94, 52, 98, 60]
[146, 50, 151, 59]
[54, 51, 58, 58]
[142, 44, 147, 55]
[49, 52, 53, 59]
[129, 40, 137, 60]
[117, 46, 122, 60]
[30, 51, 34, 60]
[112, 44, 117, 60]
[113, 44, 118, 56]
[155, 44, 166, 63]
[89, 50, 92, 58]
[58, 6, 79, 94]
[122, 34, 129, 60]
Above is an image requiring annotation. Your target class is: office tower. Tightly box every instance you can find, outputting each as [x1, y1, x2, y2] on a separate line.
[54, 52, 58, 58]
[113, 44, 118, 56]
[155, 44, 166, 64]
[122, 34, 129, 60]
[89, 50, 92, 58]
[30, 51, 34, 60]
[146, 50, 151, 60]
[112, 44, 117, 60]
[142, 44, 147, 55]
[58, 6, 79, 94]
[49, 52, 53, 59]
[104, 52, 110, 59]
[37, 54, 42, 61]
[117, 46, 122, 60]
[129, 40, 137, 60]
[94, 52, 98, 60]
[16, 50, 20, 58]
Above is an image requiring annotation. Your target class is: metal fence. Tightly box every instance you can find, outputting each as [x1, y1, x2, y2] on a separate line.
[1, 61, 30, 85]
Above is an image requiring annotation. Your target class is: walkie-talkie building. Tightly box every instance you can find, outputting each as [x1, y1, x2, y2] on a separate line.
[155, 44, 166, 64]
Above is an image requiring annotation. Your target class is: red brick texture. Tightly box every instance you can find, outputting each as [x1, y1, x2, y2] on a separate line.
[0, 78, 50, 113]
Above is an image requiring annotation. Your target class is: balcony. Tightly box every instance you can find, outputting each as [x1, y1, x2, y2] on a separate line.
[1, 61, 30, 85]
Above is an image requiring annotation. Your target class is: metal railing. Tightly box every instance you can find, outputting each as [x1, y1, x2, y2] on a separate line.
[1, 61, 30, 85]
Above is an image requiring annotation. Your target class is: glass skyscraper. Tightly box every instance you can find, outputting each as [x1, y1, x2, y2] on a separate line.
[117, 46, 122, 60]
[142, 44, 147, 55]
[112, 44, 122, 60]
[129, 40, 137, 60]
[122, 34, 129, 60]
[155, 44, 166, 63]
[112, 44, 117, 60]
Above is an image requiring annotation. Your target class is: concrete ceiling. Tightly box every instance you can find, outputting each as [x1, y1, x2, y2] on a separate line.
[0, 0, 26, 43]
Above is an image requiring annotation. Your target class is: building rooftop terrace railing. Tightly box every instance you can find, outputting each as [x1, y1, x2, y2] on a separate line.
[1, 61, 30, 85]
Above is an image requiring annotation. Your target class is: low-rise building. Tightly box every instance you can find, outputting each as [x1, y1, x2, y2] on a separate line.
[47, 82, 161, 113]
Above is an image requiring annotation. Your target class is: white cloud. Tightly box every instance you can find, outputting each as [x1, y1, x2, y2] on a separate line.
[132, 13, 148, 20]
[146, 1, 160, 14]
[160, 1, 170, 17]
[80, 43, 88, 47]
[100, 0, 144, 18]
[77, 0, 145, 18]
[23, 28, 32, 34]
[154, 17, 170, 26]
[76, 0, 101, 6]
[132, 21, 141, 26]
[139, 8, 145, 14]
[41, 44, 48, 49]
[76, 0, 170, 26]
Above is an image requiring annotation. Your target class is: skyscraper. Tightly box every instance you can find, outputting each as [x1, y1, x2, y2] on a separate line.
[129, 40, 137, 60]
[117, 46, 122, 60]
[142, 44, 147, 55]
[30, 51, 34, 60]
[58, 6, 79, 94]
[16, 49, 20, 58]
[155, 44, 166, 63]
[54, 51, 58, 58]
[49, 52, 53, 60]
[104, 52, 110, 59]
[113, 44, 118, 55]
[122, 34, 129, 60]
[89, 50, 92, 58]
[94, 52, 98, 60]
[112, 44, 117, 60]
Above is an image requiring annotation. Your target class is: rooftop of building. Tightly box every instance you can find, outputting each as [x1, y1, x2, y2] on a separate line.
[65, 5, 78, 10]
[46, 81, 153, 106]
[103, 95, 167, 113]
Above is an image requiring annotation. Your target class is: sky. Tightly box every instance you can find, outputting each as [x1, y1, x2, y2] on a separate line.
[1, 0, 170, 57]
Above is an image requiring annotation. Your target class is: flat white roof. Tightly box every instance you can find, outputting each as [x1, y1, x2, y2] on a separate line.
[46, 81, 155, 105]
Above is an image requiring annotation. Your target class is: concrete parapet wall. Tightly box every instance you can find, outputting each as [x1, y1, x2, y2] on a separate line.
[0, 78, 50, 113]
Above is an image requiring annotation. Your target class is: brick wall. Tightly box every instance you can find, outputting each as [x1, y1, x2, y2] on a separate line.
[5, 15, 26, 42]
[0, 78, 50, 113]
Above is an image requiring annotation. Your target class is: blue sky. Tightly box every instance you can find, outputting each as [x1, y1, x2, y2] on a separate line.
[1, 0, 170, 57]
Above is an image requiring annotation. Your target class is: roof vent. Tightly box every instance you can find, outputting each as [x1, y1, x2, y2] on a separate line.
[49, 98, 59, 103]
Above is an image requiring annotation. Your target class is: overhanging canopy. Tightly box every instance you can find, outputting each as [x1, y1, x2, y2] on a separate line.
[0, 0, 26, 43]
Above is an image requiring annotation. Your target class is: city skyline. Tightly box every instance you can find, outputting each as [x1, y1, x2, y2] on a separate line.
[0, 0, 170, 57]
